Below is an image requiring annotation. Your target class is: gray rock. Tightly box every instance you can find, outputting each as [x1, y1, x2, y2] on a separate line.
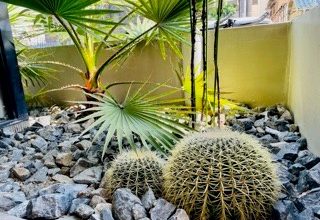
[272, 200, 298, 220]
[39, 183, 88, 199]
[56, 153, 74, 167]
[69, 198, 90, 214]
[11, 149, 24, 161]
[0, 140, 11, 154]
[141, 188, 156, 210]
[297, 169, 320, 193]
[53, 174, 74, 183]
[44, 155, 57, 168]
[48, 168, 61, 176]
[12, 167, 31, 181]
[268, 142, 289, 154]
[7, 200, 32, 218]
[254, 118, 266, 127]
[168, 209, 189, 220]
[295, 151, 320, 169]
[14, 133, 24, 141]
[31, 136, 48, 153]
[90, 195, 107, 208]
[297, 188, 320, 212]
[73, 166, 102, 185]
[132, 203, 147, 220]
[150, 199, 176, 220]
[66, 124, 82, 133]
[112, 188, 142, 220]
[26, 167, 48, 183]
[288, 163, 305, 176]
[0, 192, 26, 211]
[76, 140, 92, 151]
[70, 159, 96, 178]
[0, 164, 12, 182]
[101, 207, 114, 220]
[94, 203, 112, 214]
[31, 193, 72, 219]
[90, 214, 101, 220]
[75, 204, 94, 220]
[276, 143, 299, 161]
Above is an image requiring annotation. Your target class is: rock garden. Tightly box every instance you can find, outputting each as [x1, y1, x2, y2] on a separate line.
[0, 104, 319, 219]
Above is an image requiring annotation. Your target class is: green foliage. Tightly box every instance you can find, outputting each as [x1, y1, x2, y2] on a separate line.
[102, 149, 164, 198]
[3, 0, 202, 92]
[163, 129, 280, 220]
[75, 84, 192, 157]
[209, 2, 236, 19]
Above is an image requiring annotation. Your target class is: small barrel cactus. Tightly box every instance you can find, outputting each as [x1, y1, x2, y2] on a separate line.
[163, 129, 280, 220]
[102, 150, 164, 198]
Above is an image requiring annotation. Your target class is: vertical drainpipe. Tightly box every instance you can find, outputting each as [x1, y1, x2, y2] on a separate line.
[0, 2, 28, 121]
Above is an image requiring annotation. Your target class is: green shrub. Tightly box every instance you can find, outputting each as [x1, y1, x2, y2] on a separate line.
[102, 150, 164, 198]
[163, 129, 280, 220]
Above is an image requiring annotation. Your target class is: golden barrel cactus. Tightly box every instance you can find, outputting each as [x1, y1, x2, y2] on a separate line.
[102, 150, 164, 198]
[163, 129, 280, 220]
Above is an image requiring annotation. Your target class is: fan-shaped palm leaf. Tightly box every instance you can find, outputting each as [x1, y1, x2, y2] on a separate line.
[75, 84, 193, 158]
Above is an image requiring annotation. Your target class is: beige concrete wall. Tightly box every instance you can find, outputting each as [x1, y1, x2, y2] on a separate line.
[288, 8, 320, 155]
[28, 43, 181, 105]
[183, 23, 290, 107]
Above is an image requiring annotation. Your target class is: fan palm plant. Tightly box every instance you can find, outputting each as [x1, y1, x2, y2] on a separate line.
[75, 83, 192, 157]
[2, 0, 201, 94]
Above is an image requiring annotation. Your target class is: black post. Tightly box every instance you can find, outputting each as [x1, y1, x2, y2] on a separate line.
[0, 2, 28, 120]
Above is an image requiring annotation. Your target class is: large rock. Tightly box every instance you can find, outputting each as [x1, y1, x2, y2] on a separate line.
[112, 188, 143, 220]
[30, 193, 72, 219]
[73, 166, 102, 185]
[150, 199, 176, 220]
[7, 200, 32, 218]
[0, 192, 26, 211]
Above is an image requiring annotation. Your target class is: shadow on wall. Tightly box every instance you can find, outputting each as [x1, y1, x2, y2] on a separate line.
[0, 88, 5, 118]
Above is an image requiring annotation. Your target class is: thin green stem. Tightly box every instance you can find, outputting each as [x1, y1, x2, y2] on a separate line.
[95, 24, 158, 81]
[54, 15, 89, 74]
[95, 10, 136, 63]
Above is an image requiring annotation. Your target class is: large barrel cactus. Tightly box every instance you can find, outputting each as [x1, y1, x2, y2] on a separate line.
[102, 150, 164, 198]
[163, 129, 280, 220]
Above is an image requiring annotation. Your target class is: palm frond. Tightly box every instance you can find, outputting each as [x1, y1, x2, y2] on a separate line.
[3, 0, 121, 32]
[123, 0, 202, 57]
[75, 84, 193, 158]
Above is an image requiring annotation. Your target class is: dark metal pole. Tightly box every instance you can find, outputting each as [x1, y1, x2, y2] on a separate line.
[0, 2, 28, 120]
